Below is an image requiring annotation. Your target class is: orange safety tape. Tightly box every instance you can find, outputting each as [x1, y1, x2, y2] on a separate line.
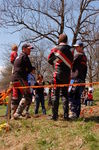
[15, 82, 99, 89]
[0, 88, 12, 101]
[0, 81, 99, 102]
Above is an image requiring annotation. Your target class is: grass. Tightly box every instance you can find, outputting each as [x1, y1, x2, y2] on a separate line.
[0, 105, 7, 116]
[93, 88, 99, 102]
[0, 88, 99, 150]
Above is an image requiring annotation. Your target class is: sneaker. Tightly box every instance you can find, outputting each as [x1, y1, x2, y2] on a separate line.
[25, 113, 31, 119]
[63, 117, 69, 121]
[21, 112, 26, 117]
[48, 116, 58, 121]
[69, 114, 78, 120]
[13, 113, 24, 120]
[64, 113, 69, 121]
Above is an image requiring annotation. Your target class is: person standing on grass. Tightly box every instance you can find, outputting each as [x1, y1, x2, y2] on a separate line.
[34, 74, 46, 115]
[69, 42, 87, 119]
[11, 43, 34, 119]
[84, 89, 93, 106]
[27, 66, 36, 102]
[48, 33, 73, 121]
[22, 66, 36, 117]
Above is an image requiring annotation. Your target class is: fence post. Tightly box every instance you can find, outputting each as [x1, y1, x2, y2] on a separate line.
[6, 83, 12, 130]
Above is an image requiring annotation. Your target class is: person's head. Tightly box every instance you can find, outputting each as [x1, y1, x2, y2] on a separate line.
[37, 74, 43, 82]
[73, 42, 84, 53]
[58, 34, 68, 44]
[12, 44, 18, 52]
[22, 43, 33, 55]
[89, 90, 92, 93]
[85, 88, 88, 93]
[31, 66, 36, 74]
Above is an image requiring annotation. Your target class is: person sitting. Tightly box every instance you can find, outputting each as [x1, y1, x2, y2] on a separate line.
[85, 90, 93, 106]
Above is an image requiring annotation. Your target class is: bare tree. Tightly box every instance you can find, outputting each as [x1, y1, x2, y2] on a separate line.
[0, 0, 99, 44]
[0, 49, 12, 89]
[86, 31, 99, 82]
[65, 0, 99, 45]
[0, 0, 67, 45]
[0, 0, 99, 83]
[30, 42, 53, 81]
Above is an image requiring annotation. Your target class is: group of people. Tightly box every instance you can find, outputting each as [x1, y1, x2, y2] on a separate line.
[10, 33, 87, 121]
[48, 34, 87, 120]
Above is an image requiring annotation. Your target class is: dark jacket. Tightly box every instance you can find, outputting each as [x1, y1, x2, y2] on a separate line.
[48, 44, 73, 83]
[72, 53, 87, 81]
[12, 52, 33, 81]
[34, 82, 45, 96]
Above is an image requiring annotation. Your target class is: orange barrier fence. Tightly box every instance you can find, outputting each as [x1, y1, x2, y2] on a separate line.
[0, 88, 12, 103]
[15, 81, 99, 89]
[0, 82, 99, 102]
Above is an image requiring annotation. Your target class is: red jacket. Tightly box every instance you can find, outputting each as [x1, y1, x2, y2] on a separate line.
[10, 51, 18, 64]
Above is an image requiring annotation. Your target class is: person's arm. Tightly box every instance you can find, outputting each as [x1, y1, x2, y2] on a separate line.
[71, 70, 78, 78]
[48, 48, 57, 65]
[27, 74, 31, 86]
[72, 55, 81, 78]
[24, 55, 33, 73]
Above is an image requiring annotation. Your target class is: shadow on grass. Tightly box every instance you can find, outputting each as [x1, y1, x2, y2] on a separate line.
[84, 116, 99, 123]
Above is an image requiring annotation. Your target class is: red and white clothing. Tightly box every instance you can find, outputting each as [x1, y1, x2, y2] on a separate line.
[48, 44, 73, 84]
[48, 43, 73, 119]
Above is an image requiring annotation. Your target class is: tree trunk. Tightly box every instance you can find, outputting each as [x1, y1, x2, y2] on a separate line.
[60, 0, 64, 34]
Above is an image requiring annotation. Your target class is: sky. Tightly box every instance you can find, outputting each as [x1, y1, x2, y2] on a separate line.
[0, 28, 20, 67]
[0, 27, 21, 77]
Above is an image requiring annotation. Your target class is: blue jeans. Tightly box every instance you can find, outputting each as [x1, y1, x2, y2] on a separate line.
[69, 79, 85, 118]
[35, 95, 46, 114]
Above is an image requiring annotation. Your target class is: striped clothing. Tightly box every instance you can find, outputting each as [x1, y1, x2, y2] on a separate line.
[48, 44, 73, 84]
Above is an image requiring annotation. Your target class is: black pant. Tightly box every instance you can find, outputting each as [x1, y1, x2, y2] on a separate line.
[52, 86, 68, 119]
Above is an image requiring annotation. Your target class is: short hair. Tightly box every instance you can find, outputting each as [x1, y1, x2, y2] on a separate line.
[37, 74, 43, 80]
[58, 34, 68, 44]
[12, 44, 18, 51]
[22, 43, 33, 50]
[32, 66, 36, 71]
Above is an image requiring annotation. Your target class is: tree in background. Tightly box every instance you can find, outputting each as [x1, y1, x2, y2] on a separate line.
[86, 32, 99, 82]
[0, 0, 99, 85]
[0, 48, 12, 89]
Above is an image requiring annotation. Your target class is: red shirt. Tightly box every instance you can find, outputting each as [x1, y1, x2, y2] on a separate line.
[88, 93, 93, 100]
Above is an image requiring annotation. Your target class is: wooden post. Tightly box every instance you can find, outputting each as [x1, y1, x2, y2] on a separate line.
[6, 83, 12, 131]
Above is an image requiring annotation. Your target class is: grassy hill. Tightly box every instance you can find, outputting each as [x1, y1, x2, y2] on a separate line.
[0, 88, 99, 150]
